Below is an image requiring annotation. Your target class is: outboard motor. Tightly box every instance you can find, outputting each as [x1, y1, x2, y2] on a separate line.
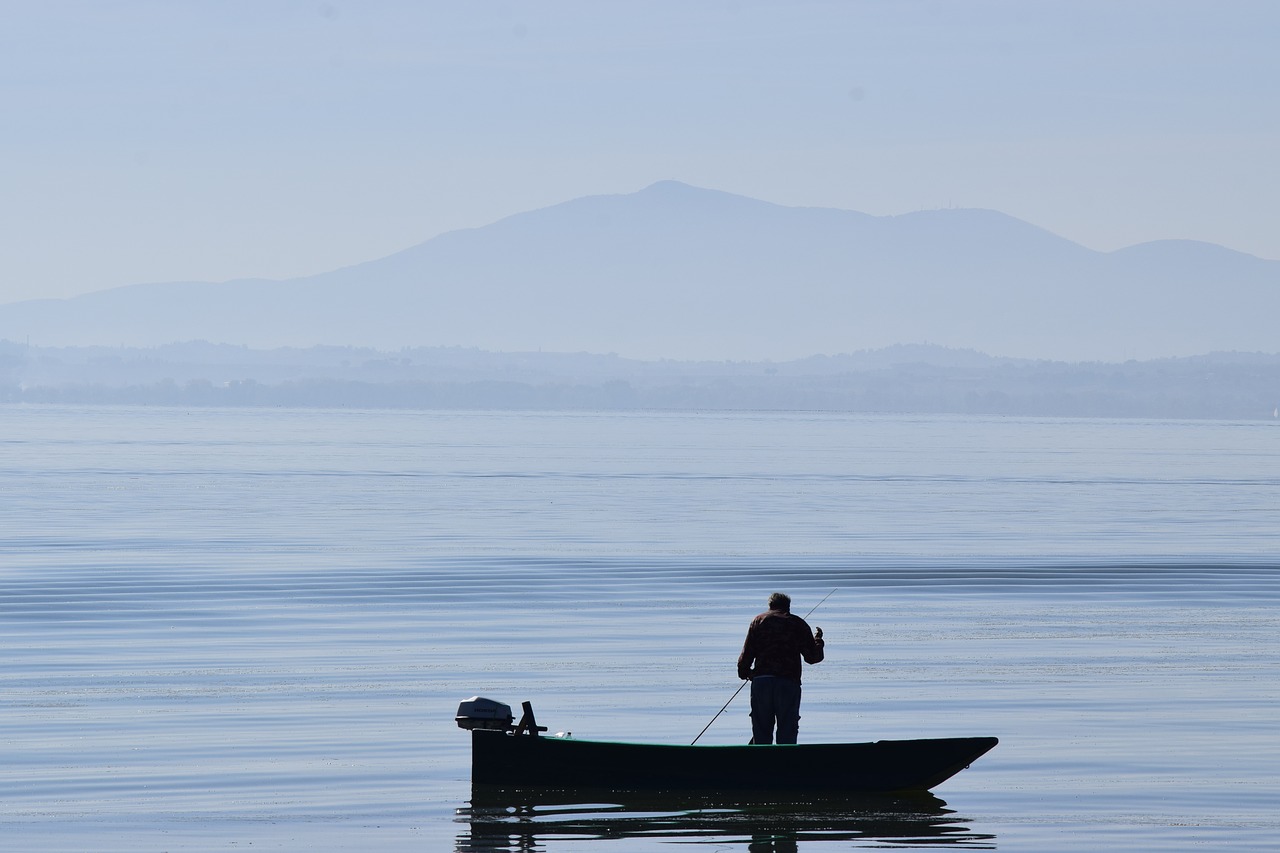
[456, 697, 514, 731]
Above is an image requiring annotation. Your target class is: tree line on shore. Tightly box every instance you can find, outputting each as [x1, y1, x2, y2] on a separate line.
[3, 341, 1277, 420]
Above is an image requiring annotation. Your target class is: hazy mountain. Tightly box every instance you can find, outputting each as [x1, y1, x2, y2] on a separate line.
[2, 181, 1276, 361]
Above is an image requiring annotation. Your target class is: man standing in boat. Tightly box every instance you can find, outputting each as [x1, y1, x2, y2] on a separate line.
[737, 592, 825, 745]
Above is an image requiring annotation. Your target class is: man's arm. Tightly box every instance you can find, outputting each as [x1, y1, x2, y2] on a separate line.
[737, 643, 754, 680]
[802, 623, 825, 665]
[737, 620, 758, 680]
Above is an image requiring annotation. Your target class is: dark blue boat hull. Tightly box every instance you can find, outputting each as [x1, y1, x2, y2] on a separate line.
[471, 730, 997, 792]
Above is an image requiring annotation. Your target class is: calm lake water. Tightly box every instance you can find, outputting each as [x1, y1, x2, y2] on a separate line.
[2, 406, 1278, 851]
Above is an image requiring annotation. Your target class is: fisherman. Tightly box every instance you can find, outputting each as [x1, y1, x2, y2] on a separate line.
[737, 592, 825, 745]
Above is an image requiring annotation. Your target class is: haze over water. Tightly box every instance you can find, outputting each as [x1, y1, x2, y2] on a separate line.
[2, 406, 1277, 851]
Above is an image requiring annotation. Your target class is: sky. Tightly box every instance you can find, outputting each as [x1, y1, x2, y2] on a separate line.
[2, 0, 1277, 306]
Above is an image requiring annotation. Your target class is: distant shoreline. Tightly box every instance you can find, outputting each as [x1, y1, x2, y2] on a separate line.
[5, 341, 1278, 420]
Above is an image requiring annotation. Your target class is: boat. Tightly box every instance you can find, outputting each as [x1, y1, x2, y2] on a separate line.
[457, 697, 998, 793]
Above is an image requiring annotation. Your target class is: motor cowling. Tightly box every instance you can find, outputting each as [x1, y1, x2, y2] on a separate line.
[456, 696, 514, 731]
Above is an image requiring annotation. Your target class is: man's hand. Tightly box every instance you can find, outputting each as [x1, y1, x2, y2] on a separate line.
[815, 627, 823, 640]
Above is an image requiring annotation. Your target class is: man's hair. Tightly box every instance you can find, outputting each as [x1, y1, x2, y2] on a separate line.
[767, 592, 791, 612]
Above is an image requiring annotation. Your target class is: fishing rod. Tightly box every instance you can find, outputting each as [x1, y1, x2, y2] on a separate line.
[691, 588, 837, 745]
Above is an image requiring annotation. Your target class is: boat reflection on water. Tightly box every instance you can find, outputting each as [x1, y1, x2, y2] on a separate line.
[456, 785, 995, 851]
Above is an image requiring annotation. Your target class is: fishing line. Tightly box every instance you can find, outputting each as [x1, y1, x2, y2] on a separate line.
[691, 588, 837, 745]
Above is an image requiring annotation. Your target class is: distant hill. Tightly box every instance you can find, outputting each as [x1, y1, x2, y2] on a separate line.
[1, 181, 1277, 361]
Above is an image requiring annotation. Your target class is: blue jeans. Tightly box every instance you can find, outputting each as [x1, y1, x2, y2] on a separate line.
[749, 676, 802, 744]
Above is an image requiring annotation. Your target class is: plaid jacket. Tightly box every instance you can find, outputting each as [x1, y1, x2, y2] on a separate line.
[737, 608, 824, 683]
